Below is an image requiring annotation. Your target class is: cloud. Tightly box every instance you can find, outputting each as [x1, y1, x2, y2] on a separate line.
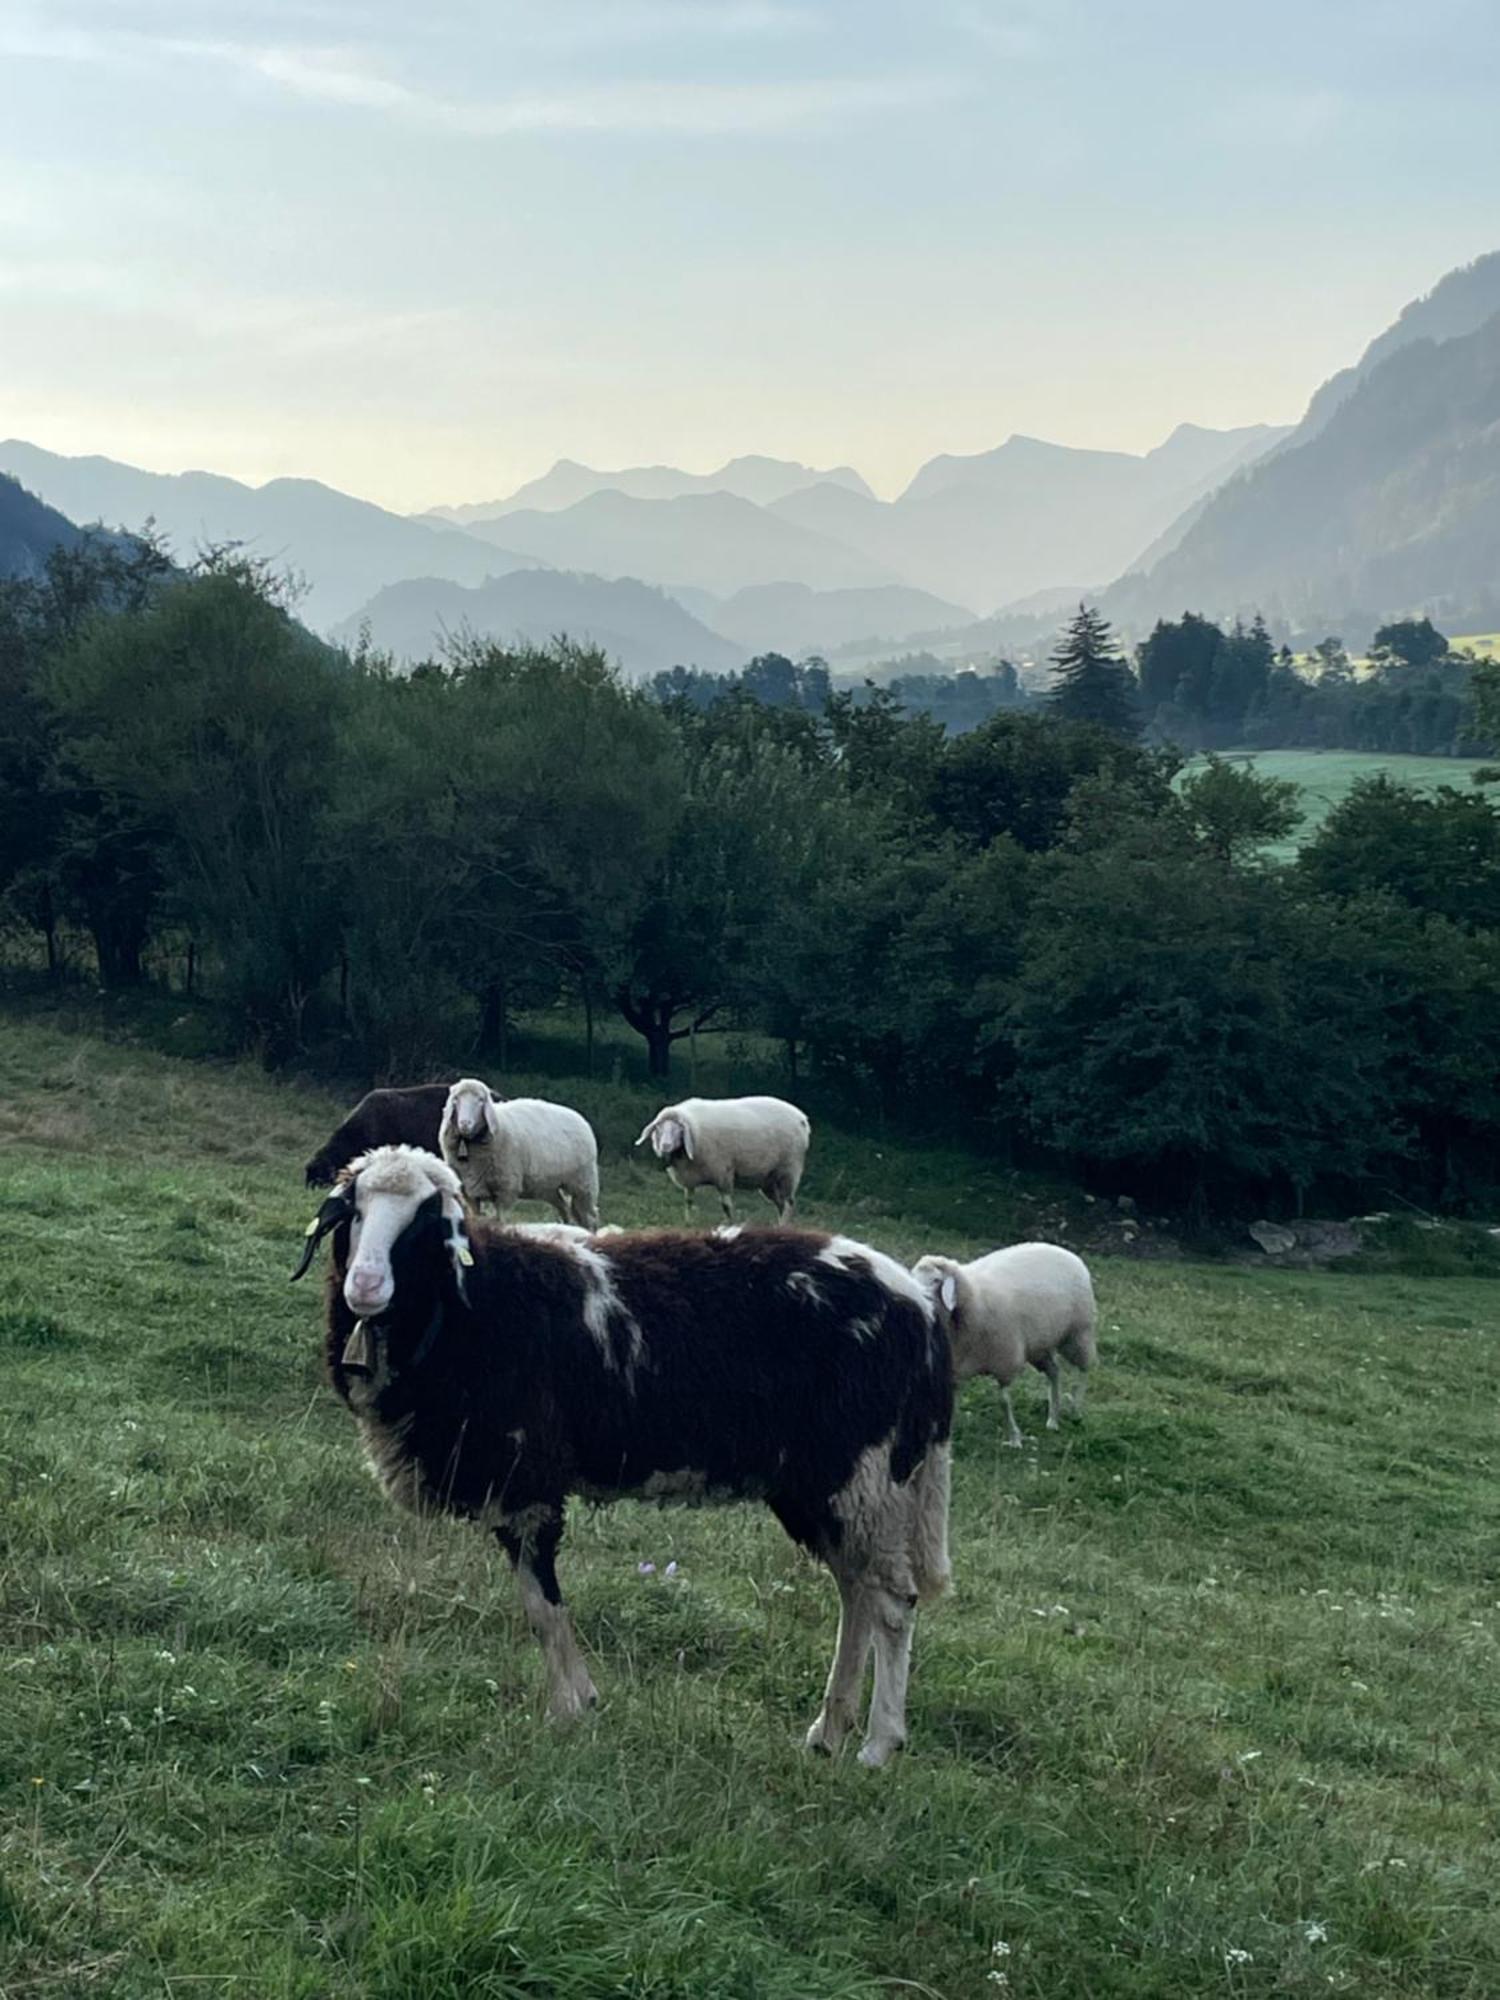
[166, 37, 962, 135]
[1, 8, 956, 138]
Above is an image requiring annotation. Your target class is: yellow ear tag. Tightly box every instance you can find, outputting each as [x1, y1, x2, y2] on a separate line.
[457, 1244, 474, 1268]
[304, 1216, 320, 1237]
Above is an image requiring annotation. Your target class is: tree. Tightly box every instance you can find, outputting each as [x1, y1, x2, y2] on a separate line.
[1178, 754, 1303, 865]
[45, 559, 348, 1049]
[1370, 617, 1448, 673]
[926, 710, 1175, 854]
[1136, 611, 1223, 718]
[1309, 635, 1352, 684]
[1298, 775, 1500, 932]
[1470, 655, 1500, 783]
[0, 531, 173, 983]
[615, 736, 832, 1076]
[1011, 819, 1392, 1211]
[1046, 604, 1140, 738]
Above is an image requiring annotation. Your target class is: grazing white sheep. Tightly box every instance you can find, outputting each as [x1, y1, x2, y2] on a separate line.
[441, 1079, 601, 1230]
[913, 1243, 1096, 1447]
[635, 1095, 811, 1223]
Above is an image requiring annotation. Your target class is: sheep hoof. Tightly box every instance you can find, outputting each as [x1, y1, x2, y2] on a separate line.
[1046, 1416, 1060, 1432]
[546, 1680, 599, 1724]
[857, 1735, 904, 1769]
[1005, 1434, 1024, 1450]
[804, 1714, 845, 1756]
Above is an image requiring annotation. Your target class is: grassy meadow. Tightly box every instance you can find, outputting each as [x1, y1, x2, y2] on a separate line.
[1179, 749, 1492, 855]
[1, 1010, 1498, 1997]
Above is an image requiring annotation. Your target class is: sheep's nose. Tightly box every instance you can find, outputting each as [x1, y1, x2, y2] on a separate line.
[345, 1268, 391, 1316]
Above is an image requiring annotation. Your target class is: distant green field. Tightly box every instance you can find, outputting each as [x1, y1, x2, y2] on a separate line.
[1181, 749, 1491, 855]
[1452, 633, 1500, 657]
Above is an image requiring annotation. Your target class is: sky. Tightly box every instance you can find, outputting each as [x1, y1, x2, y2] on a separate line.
[1, 0, 1498, 511]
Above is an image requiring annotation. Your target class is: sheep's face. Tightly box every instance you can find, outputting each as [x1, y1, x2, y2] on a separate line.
[445, 1080, 494, 1147]
[293, 1145, 471, 1322]
[345, 1149, 470, 1318]
[651, 1114, 689, 1161]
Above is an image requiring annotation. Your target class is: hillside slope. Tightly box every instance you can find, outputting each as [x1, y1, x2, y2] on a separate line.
[0, 472, 85, 577]
[770, 423, 1289, 611]
[1107, 308, 1500, 633]
[460, 488, 898, 596]
[337, 567, 745, 676]
[0, 441, 537, 630]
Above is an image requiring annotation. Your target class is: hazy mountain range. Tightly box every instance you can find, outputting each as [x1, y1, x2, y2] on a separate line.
[0, 440, 539, 629]
[5, 250, 1499, 671]
[1105, 252, 1500, 636]
[428, 454, 874, 521]
[336, 570, 746, 676]
[457, 487, 901, 597]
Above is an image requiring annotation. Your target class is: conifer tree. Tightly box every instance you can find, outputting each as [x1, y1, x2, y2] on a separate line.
[1047, 603, 1140, 738]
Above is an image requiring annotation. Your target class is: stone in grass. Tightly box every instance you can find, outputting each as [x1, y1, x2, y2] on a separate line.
[1249, 1221, 1296, 1256]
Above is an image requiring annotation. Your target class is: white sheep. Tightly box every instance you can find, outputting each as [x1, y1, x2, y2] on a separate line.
[440, 1079, 601, 1230]
[635, 1095, 811, 1223]
[913, 1243, 1096, 1447]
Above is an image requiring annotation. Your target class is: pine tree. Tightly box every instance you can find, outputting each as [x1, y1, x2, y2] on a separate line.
[1047, 603, 1140, 738]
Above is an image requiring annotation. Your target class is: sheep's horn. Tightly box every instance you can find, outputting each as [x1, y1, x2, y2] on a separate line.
[290, 1189, 352, 1281]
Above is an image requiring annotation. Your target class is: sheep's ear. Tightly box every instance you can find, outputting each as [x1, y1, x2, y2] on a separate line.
[483, 1095, 503, 1140]
[634, 1116, 658, 1148]
[940, 1274, 958, 1313]
[679, 1117, 694, 1161]
[290, 1186, 353, 1281]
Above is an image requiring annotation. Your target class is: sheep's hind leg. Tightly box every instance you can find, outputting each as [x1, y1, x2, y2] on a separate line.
[859, 1580, 917, 1768]
[1038, 1352, 1063, 1431]
[1060, 1327, 1093, 1417]
[498, 1512, 598, 1722]
[764, 1170, 795, 1224]
[805, 1567, 874, 1756]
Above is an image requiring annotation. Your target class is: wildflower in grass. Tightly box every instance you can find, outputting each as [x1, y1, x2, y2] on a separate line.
[664, 1561, 678, 1578]
[1224, 1947, 1253, 1966]
[31, 1776, 44, 1787]
[638, 1560, 656, 1575]
[991, 1941, 1012, 1957]
[1302, 1920, 1328, 1944]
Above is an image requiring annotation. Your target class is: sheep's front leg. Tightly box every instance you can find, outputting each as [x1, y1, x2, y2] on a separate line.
[498, 1512, 598, 1721]
[999, 1384, 1024, 1448]
[718, 1184, 736, 1224]
[1038, 1352, 1063, 1431]
[805, 1568, 873, 1756]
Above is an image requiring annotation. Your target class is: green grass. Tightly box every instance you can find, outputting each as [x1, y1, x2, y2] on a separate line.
[1181, 749, 1493, 856]
[2, 1016, 1498, 1997]
[1450, 634, 1500, 658]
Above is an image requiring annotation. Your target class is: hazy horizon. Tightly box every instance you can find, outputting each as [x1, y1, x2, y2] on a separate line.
[3, 0, 1497, 512]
